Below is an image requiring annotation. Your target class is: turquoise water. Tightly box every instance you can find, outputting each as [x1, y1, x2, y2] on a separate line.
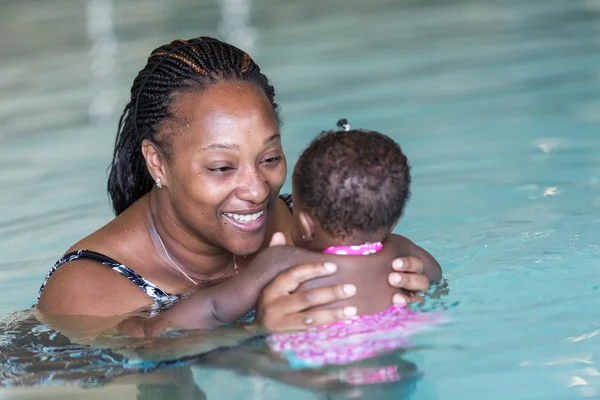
[1, 0, 600, 398]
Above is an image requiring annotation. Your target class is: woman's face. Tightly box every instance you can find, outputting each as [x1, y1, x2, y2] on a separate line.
[160, 80, 286, 255]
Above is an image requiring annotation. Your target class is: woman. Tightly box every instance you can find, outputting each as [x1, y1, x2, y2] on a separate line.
[36, 37, 437, 333]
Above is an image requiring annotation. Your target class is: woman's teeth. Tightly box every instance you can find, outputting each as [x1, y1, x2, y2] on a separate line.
[224, 210, 264, 223]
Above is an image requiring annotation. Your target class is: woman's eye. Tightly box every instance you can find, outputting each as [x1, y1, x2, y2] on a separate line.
[208, 166, 233, 173]
[262, 156, 281, 164]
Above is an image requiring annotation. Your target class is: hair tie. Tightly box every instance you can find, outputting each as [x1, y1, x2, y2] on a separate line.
[336, 118, 351, 132]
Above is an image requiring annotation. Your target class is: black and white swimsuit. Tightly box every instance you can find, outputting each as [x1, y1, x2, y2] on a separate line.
[35, 194, 294, 319]
[36, 249, 182, 318]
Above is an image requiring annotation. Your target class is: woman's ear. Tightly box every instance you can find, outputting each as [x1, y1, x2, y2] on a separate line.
[298, 210, 316, 242]
[141, 139, 168, 187]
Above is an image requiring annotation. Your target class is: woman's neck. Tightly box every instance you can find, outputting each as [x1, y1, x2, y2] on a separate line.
[146, 190, 236, 283]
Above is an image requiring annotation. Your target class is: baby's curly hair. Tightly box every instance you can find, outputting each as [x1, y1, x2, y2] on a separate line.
[293, 122, 411, 238]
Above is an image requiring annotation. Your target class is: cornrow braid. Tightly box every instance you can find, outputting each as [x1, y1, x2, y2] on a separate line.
[107, 37, 278, 215]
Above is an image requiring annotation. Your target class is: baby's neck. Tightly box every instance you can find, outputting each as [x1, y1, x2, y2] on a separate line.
[314, 231, 388, 252]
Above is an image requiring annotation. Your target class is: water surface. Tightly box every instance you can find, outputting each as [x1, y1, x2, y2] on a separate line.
[1, 0, 599, 398]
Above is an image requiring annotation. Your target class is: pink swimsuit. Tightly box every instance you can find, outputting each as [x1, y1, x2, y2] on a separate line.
[267, 242, 444, 368]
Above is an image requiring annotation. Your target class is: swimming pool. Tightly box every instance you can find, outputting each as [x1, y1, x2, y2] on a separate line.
[0, 0, 599, 398]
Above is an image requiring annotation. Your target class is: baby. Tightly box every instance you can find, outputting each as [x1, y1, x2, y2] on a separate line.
[121, 120, 441, 337]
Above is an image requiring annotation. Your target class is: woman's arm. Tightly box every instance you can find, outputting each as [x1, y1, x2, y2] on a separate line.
[119, 245, 321, 336]
[120, 230, 442, 336]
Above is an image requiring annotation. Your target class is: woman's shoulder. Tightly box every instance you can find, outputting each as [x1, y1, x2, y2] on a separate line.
[37, 256, 153, 316]
[278, 193, 293, 211]
[38, 203, 154, 316]
[262, 194, 294, 248]
[66, 197, 154, 266]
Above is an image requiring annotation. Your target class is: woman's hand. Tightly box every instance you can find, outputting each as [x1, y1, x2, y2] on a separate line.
[386, 234, 442, 305]
[256, 260, 359, 331]
[388, 256, 431, 306]
[257, 233, 436, 331]
[256, 233, 358, 331]
[256, 255, 431, 330]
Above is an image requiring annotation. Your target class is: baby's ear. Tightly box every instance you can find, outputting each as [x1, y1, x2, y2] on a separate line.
[268, 231, 287, 247]
[298, 210, 316, 242]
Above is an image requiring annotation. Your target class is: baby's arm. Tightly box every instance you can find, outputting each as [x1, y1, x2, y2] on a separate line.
[119, 245, 306, 336]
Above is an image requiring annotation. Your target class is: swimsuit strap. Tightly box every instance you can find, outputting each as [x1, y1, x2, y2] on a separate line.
[36, 250, 180, 316]
[279, 193, 293, 212]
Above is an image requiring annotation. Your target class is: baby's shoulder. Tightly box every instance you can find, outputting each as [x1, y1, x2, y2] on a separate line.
[388, 233, 414, 246]
[380, 234, 416, 257]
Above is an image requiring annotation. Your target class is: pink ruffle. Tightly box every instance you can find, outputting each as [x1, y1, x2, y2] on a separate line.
[267, 305, 444, 367]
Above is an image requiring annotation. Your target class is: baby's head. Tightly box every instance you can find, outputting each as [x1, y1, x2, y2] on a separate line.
[291, 120, 411, 251]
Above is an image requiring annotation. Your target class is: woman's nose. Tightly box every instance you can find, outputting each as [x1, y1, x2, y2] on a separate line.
[237, 167, 269, 203]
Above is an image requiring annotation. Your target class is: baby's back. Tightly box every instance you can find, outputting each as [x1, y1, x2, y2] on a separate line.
[294, 237, 416, 315]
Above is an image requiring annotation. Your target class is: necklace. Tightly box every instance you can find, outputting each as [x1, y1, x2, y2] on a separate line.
[155, 232, 238, 286]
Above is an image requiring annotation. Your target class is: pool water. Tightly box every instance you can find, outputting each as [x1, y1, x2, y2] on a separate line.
[1, 0, 599, 398]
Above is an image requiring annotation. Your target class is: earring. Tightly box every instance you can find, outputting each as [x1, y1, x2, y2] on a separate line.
[302, 234, 306, 241]
[155, 178, 162, 188]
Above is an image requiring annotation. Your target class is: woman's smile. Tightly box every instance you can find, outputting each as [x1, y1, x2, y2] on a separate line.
[222, 207, 267, 232]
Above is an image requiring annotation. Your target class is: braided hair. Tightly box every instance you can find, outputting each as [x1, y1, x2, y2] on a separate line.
[107, 37, 278, 215]
[293, 122, 411, 238]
